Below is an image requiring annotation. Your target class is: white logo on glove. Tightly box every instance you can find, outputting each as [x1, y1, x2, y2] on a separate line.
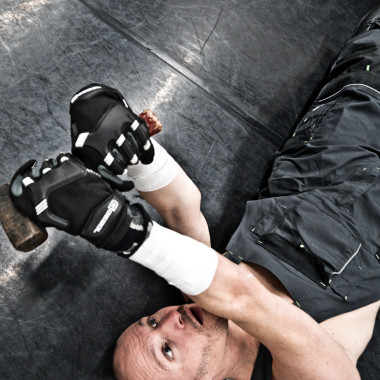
[93, 199, 119, 233]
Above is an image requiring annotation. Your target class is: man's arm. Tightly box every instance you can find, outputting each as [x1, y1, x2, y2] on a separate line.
[191, 254, 360, 380]
[138, 167, 210, 246]
[129, 223, 359, 378]
[125, 137, 211, 246]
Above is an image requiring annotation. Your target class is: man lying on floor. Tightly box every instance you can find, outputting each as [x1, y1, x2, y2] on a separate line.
[9, 7, 380, 380]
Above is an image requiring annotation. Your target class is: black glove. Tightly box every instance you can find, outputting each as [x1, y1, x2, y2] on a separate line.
[9, 154, 151, 253]
[70, 83, 154, 190]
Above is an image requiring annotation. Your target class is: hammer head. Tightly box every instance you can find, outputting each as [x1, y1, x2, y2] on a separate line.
[0, 182, 48, 252]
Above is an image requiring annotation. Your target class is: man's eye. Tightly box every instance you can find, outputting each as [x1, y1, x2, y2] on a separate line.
[148, 317, 157, 328]
[163, 343, 173, 359]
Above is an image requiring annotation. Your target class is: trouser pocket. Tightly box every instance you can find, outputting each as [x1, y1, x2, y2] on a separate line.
[252, 194, 371, 300]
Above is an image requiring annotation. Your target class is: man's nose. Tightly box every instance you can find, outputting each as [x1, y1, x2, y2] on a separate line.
[160, 310, 185, 330]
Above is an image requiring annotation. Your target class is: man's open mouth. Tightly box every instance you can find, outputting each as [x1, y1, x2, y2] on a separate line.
[189, 306, 204, 325]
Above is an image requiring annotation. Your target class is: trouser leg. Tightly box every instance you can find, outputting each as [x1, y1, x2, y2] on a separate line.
[317, 30, 380, 100]
[268, 28, 380, 196]
[259, 30, 380, 199]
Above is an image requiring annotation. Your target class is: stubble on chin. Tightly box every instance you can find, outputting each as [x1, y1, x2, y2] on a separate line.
[178, 305, 228, 336]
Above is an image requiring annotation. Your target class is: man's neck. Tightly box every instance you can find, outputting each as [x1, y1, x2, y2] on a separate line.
[222, 320, 259, 380]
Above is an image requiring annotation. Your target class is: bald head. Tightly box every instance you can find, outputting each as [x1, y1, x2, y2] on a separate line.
[113, 304, 230, 380]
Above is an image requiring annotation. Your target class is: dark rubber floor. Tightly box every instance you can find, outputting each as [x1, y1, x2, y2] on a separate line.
[0, 1, 379, 378]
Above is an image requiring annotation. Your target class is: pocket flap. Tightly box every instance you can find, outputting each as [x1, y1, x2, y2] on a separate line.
[253, 194, 364, 298]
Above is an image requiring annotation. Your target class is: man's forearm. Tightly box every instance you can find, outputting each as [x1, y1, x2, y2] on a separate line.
[138, 166, 211, 246]
[157, 207, 211, 247]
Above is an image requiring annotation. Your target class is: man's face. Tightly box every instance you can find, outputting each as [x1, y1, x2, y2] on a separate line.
[113, 304, 229, 380]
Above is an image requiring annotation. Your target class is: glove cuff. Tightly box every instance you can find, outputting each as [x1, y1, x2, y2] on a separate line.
[108, 203, 152, 253]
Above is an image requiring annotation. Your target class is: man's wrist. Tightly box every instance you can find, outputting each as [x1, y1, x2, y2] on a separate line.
[126, 140, 179, 192]
[127, 221, 218, 296]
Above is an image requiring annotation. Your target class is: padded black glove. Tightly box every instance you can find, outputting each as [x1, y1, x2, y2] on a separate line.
[70, 83, 154, 190]
[10, 154, 151, 252]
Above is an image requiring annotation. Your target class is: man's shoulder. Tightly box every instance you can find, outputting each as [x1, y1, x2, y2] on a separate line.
[319, 300, 380, 364]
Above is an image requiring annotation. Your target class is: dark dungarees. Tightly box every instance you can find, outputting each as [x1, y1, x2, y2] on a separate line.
[225, 30, 380, 379]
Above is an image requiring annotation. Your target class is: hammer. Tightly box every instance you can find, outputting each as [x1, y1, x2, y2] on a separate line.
[0, 110, 163, 252]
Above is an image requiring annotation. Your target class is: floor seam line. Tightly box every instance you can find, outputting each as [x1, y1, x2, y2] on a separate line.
[75, 0, 284, 147]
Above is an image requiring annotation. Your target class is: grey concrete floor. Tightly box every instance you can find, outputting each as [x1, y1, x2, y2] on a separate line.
[0, 1, 379, 378]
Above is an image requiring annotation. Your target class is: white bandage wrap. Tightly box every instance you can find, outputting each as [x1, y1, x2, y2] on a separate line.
[129, 222, 218, 296]
[127, 140, 179, 192]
